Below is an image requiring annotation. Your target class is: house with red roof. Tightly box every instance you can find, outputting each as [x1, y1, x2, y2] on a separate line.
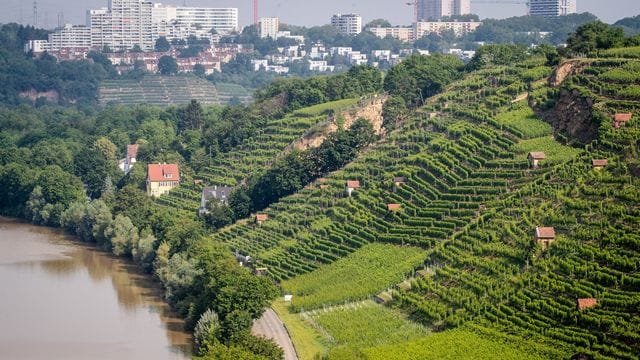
[346, 180, 361, 196]
[146, 163, 180, 197]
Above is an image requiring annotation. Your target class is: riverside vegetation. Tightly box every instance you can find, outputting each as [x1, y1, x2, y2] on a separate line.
[0, 20, 639, 359]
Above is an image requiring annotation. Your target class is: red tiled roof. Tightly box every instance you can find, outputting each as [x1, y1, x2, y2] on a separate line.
[127, 144, 139, 160]
[387, 204, 401, 211]
[528, 152, 547, 160]
[256, 214, 268, 222]
[592, 159, 608, 167]
[536, 227, 556, 239]
[614, 113, 632, 122]
[577, 298, 597, 310]
[346, 180, 361, 189]
[147, 164, 180, 182]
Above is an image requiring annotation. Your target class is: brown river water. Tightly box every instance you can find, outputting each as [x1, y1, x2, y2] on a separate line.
[0, 217, 192, 360]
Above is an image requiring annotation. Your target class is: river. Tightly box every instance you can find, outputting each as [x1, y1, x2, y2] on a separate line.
[0, 217, 192, 360]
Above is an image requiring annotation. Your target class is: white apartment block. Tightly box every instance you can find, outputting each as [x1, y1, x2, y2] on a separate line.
[108, 0, 154, 51]
[415, 20, 481, 37]
[529, 0, 577, 17]
[152, 5, 238, 34]
[259, 17, 280, 39]
[24, 40, 51, 53]
[309, 60, 335, 72]
[369, 27, 415, 42]
[331, 14, 362, 35]
[417, 0, 471, 21]
[48, 24, 92, 50]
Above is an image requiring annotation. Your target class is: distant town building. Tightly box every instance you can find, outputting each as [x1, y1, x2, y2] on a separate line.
[415, 20, 481, 37]
[47, 24, 92, 50]
[369, 27, 415, 42]
[331, 14, 362, 35]
[146, 163, 180, 197]
[417, 0, 471, 21]
[259, 17, 280, 39]
[529, 0, 577, 17]
[152, 4, 238, 34]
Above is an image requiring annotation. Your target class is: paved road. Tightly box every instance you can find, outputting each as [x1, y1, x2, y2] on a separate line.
[252, 308, 298, 360]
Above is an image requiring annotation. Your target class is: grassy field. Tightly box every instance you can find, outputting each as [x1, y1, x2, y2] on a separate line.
[272, 300, 327, 360]
[513, 136, 581, 163]
[311, 300, 428, 349]
[281, 244, 427, 311]
[355, 327, 565, 360]
[495, 103, 553, 139]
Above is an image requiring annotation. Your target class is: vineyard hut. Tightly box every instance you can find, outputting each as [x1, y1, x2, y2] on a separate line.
[193, 179, 203, 186]
[256, 214, 268, 225]
[393, 176, 407, 188]
[346, 180, 361, 196]
[284, 294, 293, 302]
[387, 203, 402, 212]
[613, 113, 632, 128]
[577, 298, 598, 311]
[528, 152, 546, 169]
[254, 267, 268, 276]
[535, 227, 556, 249]
[592, 159, 608, 170]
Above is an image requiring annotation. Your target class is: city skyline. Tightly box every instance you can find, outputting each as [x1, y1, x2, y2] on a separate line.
[2, 0, 639, 29]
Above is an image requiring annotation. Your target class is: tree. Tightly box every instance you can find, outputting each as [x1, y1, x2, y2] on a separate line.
[104, 214, 139, 256]
[382, 96, 408, 131]
[158, 55, 178, 75]
[228, 187, 252, 220]
[365, 19, 392, 29]
[132, 228, 156, 271]
[566, 21, 625, 55]
[193, 63, 206, 77]
[194, 309, 221, 354]
[181, 100, 205, 131]
[204, 199, 234, 230]
[155, 36, 171, 52]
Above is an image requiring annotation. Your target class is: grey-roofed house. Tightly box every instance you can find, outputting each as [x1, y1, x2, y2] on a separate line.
[199, 185, 233, 215]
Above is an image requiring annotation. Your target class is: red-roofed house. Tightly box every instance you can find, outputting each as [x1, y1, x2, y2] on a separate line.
[118, 144, 139, 174]
[535, 227, 556, 249]
[146, 164, 180, 197]
[346, 180, 361, 196]
[528, 152, 546, 169]
[577, 298, 598, 311]
[592, 159, 608, 170]
[614, 113, 632, 128]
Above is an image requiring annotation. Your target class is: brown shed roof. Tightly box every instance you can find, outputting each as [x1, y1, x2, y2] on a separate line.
[387, 203, 401, 212]
[577, 298, 598, 311]
[528, 152, 547, 160]
[256, 214, 268, 222]
[614, 113, 632, 122]
[346, 180, 361, 189]
[536, 227, 556, 239]
[394, 177, 407, 184]
[592, 159, 608, 167]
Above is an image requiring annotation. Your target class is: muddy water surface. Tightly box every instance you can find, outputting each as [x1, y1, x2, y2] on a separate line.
[0, 217, 192, 360]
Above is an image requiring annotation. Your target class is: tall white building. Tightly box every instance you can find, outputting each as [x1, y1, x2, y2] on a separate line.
[529, 0, 577, 17]
[417, 0, 471, 21]
[108, 0, 154, 51]
[331, 14, 362, 35]
[259, 17, 280, 39]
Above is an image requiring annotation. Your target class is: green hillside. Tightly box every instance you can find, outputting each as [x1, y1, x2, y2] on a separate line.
[203, 52, 639, 359]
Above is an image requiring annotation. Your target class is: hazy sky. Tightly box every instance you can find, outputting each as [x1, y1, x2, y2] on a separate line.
[1, 0, 639, 29]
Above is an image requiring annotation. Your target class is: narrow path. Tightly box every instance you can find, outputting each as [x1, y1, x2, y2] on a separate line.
[252, 308, 298, 360]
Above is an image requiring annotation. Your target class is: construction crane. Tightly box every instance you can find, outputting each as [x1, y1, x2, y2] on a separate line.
[253, 0, 259, 25]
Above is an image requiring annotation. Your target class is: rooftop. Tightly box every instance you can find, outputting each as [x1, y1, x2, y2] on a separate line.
[535, 227, 556, 239]
[147, 164, 180, 182]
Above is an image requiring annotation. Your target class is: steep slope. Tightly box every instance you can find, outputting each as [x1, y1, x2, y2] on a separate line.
[209, 53, 640, 359]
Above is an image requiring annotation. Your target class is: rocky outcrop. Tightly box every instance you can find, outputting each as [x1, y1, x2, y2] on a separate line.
[290, 96, 387, 152]
[19, 89, 59, 104]
[549, 60, 582, 88]
[537, 88, 599, 144]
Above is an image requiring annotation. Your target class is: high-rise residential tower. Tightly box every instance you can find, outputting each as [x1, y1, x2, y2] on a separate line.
[331, 14, 362, 35]
[529, 0, 577, 17]
[259, 17, 279, 39]
[417, 0, 471, 21]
